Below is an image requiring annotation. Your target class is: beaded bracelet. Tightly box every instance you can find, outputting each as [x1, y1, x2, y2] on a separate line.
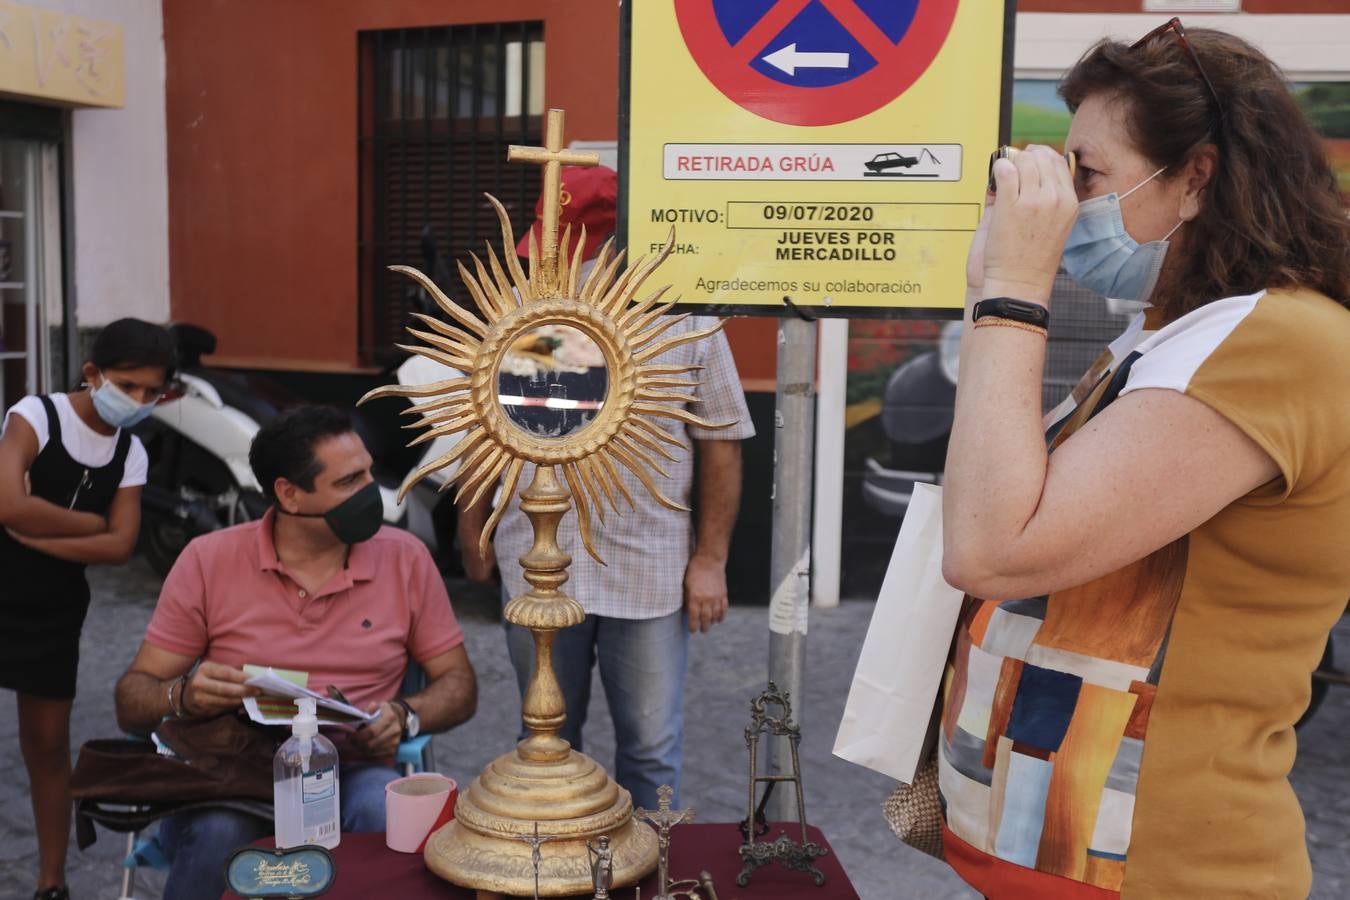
[972, 317, 1048, 338]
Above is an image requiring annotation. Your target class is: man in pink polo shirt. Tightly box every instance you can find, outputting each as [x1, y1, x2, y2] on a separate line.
[114, 406, 476, 900]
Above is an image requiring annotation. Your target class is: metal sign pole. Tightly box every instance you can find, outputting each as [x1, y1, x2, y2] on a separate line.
[811, 318, 848, 609]
[766, 313, 816, 822]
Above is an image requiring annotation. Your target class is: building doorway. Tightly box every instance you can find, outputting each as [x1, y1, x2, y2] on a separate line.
[0, 101, 67, 410]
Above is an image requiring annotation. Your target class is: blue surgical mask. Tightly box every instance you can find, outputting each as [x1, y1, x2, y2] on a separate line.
[1061, 166, 1183, 303]
[91, 373, 157, 429]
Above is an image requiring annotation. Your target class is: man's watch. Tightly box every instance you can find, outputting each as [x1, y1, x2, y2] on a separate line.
[394, 698, 420, 739]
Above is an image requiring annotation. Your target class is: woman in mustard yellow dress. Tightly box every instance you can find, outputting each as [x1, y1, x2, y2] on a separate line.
[940, 20, 1350, 900]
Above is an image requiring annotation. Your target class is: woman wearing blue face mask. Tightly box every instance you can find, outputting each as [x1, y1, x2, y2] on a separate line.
[0, 317, 175, 900]
[936, 19, 1350, 900]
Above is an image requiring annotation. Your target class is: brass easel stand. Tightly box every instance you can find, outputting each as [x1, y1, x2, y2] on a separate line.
[736, 683, 827, 888]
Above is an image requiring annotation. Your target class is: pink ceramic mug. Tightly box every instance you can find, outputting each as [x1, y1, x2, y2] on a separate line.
[384, 773, 457, 853]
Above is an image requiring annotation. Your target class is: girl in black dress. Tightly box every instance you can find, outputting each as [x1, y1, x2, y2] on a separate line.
[0, 319, 175, 900]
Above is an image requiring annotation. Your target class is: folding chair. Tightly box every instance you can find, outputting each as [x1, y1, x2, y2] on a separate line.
[72, 792, 272, 900]
[395, 661, 436, 775]
[121, 826, 167, 900]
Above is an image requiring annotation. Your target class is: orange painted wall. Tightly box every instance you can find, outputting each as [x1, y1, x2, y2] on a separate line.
[163, 0, 779, 379]
[165, 0, 616, 371]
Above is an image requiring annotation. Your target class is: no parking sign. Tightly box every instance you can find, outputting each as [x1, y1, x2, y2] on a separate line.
[620, 0, 1013, 314]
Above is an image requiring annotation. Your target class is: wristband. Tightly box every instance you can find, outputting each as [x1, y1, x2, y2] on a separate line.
[973, 318, 1048, 338]
[972, 297, 1049, 329]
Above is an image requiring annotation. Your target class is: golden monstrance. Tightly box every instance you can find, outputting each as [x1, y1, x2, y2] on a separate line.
[360, 108, 734, 897]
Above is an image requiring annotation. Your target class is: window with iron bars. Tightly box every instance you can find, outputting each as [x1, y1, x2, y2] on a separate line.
[358, 22, 544, 366]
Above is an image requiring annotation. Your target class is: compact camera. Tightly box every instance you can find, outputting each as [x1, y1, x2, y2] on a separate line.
[987, 146, 1077, 193]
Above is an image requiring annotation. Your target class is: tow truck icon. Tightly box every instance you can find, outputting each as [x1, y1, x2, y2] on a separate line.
[863, 148, 942, 177]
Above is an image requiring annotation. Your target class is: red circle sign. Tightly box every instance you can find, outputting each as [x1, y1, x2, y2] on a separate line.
[675, 0, 959, 128]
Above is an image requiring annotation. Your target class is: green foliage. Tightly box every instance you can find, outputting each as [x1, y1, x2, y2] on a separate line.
[1010, 102, 1072, 146]
[1294, 83, 1350, 139]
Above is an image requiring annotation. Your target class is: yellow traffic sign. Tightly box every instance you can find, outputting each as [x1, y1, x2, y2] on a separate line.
[621, 0, 1011, 314]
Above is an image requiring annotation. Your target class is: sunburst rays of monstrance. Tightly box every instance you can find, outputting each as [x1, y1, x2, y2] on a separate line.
[358, 109, 733, 896]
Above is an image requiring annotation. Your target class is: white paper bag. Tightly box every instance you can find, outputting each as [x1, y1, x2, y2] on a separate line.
[832, 482, 965, 783]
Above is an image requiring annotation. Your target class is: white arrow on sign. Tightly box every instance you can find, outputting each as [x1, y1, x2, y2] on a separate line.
[762, 43, 850, 77]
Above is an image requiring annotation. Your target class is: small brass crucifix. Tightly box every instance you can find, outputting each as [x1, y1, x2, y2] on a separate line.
[507, 109, 601, 290]
[633, 785, 696, 900]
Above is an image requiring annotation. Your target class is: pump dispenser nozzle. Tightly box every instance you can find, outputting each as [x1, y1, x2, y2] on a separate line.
[292, 698, 319, 738]
[292, 698, 318, 770]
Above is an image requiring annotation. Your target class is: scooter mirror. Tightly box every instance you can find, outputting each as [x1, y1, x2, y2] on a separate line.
[155, 379, 188, 405]
[497, 324, 608, 440]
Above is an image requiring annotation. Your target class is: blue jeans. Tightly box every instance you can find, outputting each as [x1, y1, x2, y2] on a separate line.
[158, 763, 398, 900]
[504, 606, 690, 811]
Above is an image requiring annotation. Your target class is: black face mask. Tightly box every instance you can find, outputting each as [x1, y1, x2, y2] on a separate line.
[285, 481, 384, 545]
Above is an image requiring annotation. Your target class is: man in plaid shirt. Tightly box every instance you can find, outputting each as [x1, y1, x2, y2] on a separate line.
[459, 166, 754, 809]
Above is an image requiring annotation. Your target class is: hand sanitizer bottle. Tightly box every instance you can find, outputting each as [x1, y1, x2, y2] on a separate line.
[273, 697, 340, 849]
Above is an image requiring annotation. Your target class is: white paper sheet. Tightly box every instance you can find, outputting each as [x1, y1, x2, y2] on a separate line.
[242, 667, 380, 725]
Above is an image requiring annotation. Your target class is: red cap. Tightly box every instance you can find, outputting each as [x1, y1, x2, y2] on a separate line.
[516, 165, 618, 262]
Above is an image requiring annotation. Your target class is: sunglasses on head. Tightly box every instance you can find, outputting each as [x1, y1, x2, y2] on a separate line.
[985, 19, 1220, 195]
[1132, 17, 1224, 124]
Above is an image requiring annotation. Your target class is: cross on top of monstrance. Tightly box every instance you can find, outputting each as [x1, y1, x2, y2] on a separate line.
[359, 105, 740, 897]
[507, 109, 601, 291]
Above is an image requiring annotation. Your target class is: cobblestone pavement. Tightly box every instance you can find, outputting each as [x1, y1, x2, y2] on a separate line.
[2, 557, 1347, 899]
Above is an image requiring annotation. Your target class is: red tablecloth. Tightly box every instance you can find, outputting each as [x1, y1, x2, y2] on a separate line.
[223, 822, 858, 899]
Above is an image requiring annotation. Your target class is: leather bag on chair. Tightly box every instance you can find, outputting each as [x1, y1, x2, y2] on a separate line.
[71, 713, 279, 850]
[72, 712, 277, 806]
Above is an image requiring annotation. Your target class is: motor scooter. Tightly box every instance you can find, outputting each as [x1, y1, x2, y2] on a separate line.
[379, 352, 462, 555]
[861, 277, 1141, 519]
[136, 325, 414, 575]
